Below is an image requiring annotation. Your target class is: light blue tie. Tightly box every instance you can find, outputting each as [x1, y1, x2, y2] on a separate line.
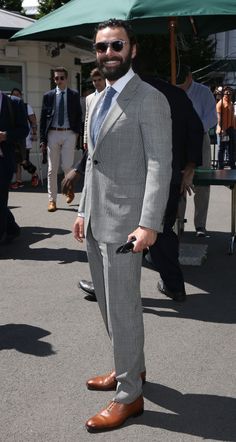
[92, 86, 116, 144]
[58, 91, 65, 126]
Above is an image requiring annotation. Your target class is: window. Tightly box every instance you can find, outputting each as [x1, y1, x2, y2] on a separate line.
[0, 65, 22, 94]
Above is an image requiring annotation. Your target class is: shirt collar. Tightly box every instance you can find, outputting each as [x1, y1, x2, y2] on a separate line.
[56, 86, 67, 95]
[186, 80, 194, 94]
[105, 68, 135, 95]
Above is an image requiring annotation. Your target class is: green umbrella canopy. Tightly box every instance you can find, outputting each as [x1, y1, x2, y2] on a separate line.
[11, 0, 236, 43]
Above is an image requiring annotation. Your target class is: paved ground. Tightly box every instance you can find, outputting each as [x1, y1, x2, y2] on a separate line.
[0, 179, 236, 442]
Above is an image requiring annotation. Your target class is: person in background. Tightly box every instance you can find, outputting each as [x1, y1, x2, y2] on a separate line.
[40, 67, 82, 212]
[177, 65, 217, 238]
[61, 68, 105, 197]
[80, 87, 94, 149]
[0, 89, 29, 245]
[83, 68, 106, 151]
[90, 67, 106, 93]
[10, 88, 39, 189]
[216, 85, 236, 169]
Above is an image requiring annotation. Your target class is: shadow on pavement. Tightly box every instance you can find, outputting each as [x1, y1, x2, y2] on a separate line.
[0, 323, 55, 356]
[142, 231, 236, 324]
[0, 226, 88, 264]
[130, 382, 236, 442]
[142, 290, 235, 324]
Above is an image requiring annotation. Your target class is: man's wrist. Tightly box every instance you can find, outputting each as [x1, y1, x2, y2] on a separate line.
[1, 131, 7, 141]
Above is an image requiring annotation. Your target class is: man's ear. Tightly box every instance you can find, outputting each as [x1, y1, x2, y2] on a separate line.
[131, 44, 137, 60]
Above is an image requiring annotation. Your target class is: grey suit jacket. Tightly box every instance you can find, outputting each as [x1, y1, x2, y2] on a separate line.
[83, 92, 96, 146]
[79, 74, 172, 243]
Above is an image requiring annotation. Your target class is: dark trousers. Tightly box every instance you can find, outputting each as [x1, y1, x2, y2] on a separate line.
[0, 154, 19, 240]
[149, 182, 185, 293]
[218, 127, 235, 169]
[22, 151, 37, 175]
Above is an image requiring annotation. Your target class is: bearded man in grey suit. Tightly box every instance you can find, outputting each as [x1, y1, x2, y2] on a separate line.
[73, 19, 172, 433]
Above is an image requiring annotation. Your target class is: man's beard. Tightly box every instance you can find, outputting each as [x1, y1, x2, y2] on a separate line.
[97, 50, 132, 81]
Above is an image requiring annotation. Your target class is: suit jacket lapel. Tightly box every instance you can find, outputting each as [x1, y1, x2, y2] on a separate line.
[93, 75, 141, 151]
[66, 88, 71, 121]
[66, 87, 71, 106]
[87, 92, 103, 155]
[0, 95, 7, 126]
[50, 90, 56, 116]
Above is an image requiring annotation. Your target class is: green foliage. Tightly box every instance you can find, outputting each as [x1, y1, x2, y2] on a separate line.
[136, 33, 216, 81]
[0, 0, 22, 13]
[176, 33, 216, 73]
[37, 0, 70, 18]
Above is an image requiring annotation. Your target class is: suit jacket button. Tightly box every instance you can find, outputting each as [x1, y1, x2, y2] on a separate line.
[93, 160, 98, 165]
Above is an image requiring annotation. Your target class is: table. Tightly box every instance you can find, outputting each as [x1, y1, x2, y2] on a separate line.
[194, 169, 236, 254]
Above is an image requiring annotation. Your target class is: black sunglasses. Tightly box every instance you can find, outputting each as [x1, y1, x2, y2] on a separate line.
[93, 40, 127, 53]
[54, 76, 65, 81]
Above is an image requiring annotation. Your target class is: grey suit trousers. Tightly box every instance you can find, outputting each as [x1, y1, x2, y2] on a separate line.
[193, 133, 211, 229]
[179, 132, 211, 229]
[86, 226, 145, 404]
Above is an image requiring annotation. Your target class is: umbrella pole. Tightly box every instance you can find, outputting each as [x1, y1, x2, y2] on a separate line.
[169, 17, 177, 85]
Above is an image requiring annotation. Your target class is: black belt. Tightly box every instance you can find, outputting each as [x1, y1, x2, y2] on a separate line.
[50, 127, 71, 131]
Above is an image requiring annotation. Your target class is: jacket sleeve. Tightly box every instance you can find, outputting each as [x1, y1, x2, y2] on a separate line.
[74, 150, 88, 174]
[139, 90, 172, 232]
[73, 90, 83, 134]
[185, 96, 204, 167]
[40, 93, 53, 144]
[83, 96, 89, 146]
[6, 96, 29, 142]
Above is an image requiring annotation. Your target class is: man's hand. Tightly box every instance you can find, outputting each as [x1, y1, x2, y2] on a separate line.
[40, 142, 47, 164]
[40, 142, 47, 152]
[61, 169, 79, 195]
[73, 216, 84, 242]
[30, 134, 38, 142]
[128, 226, 157, 253]
[0, 131, 7, 142]
[216, 123, 221, 135]
[180, 163, 195, 196]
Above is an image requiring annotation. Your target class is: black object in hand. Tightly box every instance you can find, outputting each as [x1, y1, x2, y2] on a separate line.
[116, 237, 136, 254]
[42, 150, 47, 164]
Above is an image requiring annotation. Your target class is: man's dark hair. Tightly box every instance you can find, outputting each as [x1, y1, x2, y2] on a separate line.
[53, 67, 68, 78]
[223, 85, 233, 95]
[10, 87, 22, 96]
[90, 67, 105, 79]
[176, 64, 191, 84]
[94, 18, 137, 47]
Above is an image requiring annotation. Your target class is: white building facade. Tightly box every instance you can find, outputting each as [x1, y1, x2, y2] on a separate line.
[0, 9, 94, 179]
[214, 30, 236, 86]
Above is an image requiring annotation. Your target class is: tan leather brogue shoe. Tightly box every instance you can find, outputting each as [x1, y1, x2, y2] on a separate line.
[66, 191, 74, 204]
[86, 370, 146, 391]
[85, 395, 144, 433]
[48, 201, 57, 212]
